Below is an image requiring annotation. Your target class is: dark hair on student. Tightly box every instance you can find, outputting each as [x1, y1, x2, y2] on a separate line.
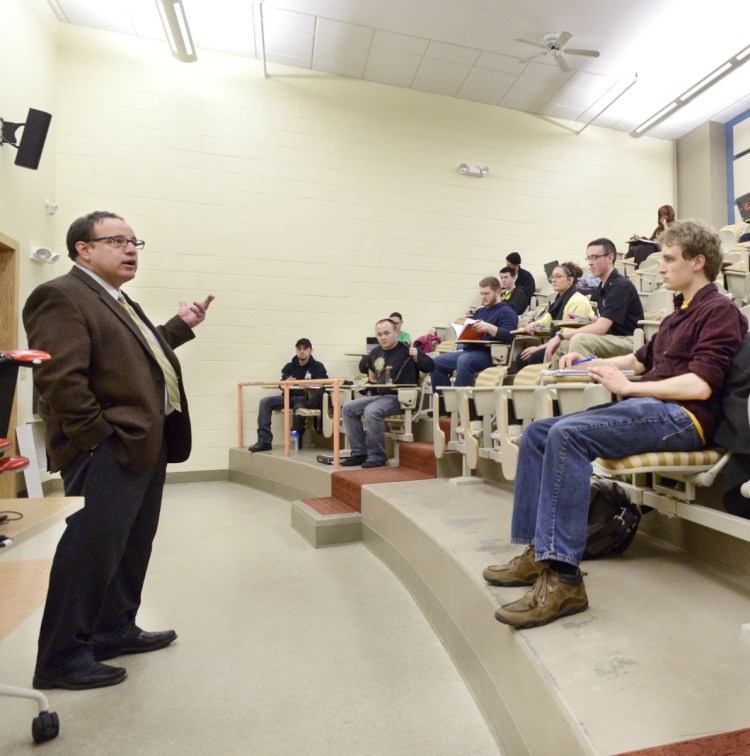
[376, 318, 397, 329]
[660, 218, 722, 282]
[389, 312, 403, 321]
[587, 238, 617, 259]
[66, 211, 124, 259]
[479, 276, 502, 291]
[557, 261, 583, 281]
[499, 266, 516, 277]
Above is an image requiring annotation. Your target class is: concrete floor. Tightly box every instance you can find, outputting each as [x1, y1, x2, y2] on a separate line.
[0, 481, 499, 755]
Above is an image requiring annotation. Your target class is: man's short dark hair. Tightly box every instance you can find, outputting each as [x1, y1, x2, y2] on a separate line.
[587, 238, 617, 258]
[389, 312, 403, 321]
[506, 252, 522, 265]
[499, 266, 516, 277]
[66, 211, 123, 260]
[376, 318, 396, 329]
[661, 218, 722, 282]
[479, 276, 501, 292]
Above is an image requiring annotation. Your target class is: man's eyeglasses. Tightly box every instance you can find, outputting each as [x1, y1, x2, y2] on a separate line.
[586, 253, 607, 262]
[86, 236, 145, 250]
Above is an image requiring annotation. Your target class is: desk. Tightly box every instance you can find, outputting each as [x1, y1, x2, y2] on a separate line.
[237, 379, 344, 468]
[0, 495, 83, 743]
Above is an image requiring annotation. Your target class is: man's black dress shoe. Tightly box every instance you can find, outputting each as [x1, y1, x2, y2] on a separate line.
[33, 661, 127, 691]
[94, 628, 177, 661]
[248, 441, 272, 452]
[340, 454, 367, 467]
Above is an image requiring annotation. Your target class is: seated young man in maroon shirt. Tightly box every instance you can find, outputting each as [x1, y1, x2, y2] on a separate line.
[483, 218, 746, 629]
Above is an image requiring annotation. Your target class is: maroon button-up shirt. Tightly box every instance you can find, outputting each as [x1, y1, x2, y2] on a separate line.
[635, 284, 747, 443]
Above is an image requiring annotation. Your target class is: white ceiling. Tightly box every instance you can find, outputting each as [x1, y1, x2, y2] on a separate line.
[45, 0, 750, 140]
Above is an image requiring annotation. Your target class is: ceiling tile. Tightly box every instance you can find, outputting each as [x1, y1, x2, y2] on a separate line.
[541, 103, 587, 121]
[415, 58, 471, 87]
[425, 40, 479, 66]
[462, 67, 516, 94]
[365, 48, 421, 77]
[411, 78, 461, 97]
[261, 6, 315, 34]
[316, 17, 374, 46]
[313, 36, 370, 68]
[475, 51, 523, 75]
[315, 60, 367, 78]
[363, 70, 417, 88]
[372, 29, 428, 56]
[264, 28, 313, 61]
[456, 87, 502, 106]
[509, 77, 561, 99]
[523, 60, 574, 84]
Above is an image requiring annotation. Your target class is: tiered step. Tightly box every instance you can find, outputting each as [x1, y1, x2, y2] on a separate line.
[292, 442, 436, 547]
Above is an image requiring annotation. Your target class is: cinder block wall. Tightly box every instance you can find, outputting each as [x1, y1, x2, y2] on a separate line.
[11, 15, 674, 472]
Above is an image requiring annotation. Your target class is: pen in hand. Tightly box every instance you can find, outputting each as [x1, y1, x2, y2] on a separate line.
[572, 356, 597, 366]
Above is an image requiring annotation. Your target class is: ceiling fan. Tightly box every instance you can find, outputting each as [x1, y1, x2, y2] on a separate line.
[515, 31, 600, 72]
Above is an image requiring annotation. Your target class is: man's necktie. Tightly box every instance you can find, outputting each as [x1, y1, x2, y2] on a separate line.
[117, 293, 182, 412]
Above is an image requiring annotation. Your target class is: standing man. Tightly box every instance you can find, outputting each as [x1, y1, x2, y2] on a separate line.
[247, 338, 328, 452]
[505, 252, 536, 301]
[498, 266, 531, 315]
[431, 277, 517, 394]
[342, 319, 434, 468]
[544, 238, 643, 366]
[23, 211, 214, 690]
[484, 220, 746, 628]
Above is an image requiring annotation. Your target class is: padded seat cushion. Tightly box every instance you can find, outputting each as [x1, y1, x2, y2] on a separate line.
[594, 447, 725, 475]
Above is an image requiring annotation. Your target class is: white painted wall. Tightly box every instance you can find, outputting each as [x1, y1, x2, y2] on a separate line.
[10, 12, 675, 472]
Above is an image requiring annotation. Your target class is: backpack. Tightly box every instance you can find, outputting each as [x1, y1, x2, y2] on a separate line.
[413, 333, 442, 353]
[584, 478, 642, 559]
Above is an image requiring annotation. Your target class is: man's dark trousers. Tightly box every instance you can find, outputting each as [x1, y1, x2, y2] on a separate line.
[36, 435, 168, 674]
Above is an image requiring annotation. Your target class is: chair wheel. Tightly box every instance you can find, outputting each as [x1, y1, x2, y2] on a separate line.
[32, 710, 59, 743]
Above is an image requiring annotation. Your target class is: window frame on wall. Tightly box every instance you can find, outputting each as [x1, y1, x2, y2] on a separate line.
[726, 109, 750, 224]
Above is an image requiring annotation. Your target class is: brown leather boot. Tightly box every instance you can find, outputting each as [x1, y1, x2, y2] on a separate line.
[483, 545, 544, 587]
[494, 569, 588, 628]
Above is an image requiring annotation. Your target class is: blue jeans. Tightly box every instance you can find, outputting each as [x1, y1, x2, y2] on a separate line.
[257, 394, 307, 443]
[342, 394, 402, 465]
[511, 399, 703, 566]
[430, 348, 493, 392]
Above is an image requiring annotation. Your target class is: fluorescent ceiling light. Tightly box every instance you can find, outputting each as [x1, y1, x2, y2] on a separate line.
[155, 0, 197, 62]
[631, 44, 750, 137]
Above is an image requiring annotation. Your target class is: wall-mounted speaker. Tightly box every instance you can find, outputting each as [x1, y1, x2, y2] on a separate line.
[15, 109, 52, 170]
[0, 108, 52, 170]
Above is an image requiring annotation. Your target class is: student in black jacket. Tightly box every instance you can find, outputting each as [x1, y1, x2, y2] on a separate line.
[248, 338, 327, 452]
[342, 319, 434, 468]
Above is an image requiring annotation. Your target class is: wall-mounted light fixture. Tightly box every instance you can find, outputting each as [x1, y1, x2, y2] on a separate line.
[0, 108, 52, 170]
[459, 163, 489, 177]
[631, 43, 750, 138]
[30, 247, 60, 265]
[155, 0, 197, 63]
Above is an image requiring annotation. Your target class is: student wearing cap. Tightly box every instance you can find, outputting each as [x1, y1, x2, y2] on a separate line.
[248, 338, 328, 452]
[505, 252, 536, 301]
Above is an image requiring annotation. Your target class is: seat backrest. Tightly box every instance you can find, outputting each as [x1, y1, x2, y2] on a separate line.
[474, 365, 507, 388]
[512, 363, 549, 387]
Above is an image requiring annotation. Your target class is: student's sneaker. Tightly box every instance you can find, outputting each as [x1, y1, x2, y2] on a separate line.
[482, 545, 544, 586]
[493, 569, 588, 629]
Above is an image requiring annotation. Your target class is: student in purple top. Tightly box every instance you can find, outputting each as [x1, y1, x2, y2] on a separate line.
[484, 219, 746, 629]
